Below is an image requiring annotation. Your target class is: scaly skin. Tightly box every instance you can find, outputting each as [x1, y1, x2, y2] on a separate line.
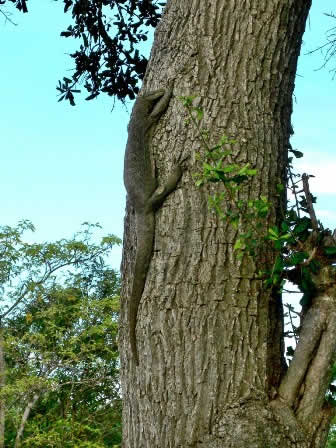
[124, 87, 183, 365]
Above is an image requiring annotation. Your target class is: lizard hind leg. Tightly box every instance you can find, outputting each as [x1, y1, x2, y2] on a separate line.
[144, 88, 166, 101]
[150, 165, 183, 210]
[148, 87, 173, 120]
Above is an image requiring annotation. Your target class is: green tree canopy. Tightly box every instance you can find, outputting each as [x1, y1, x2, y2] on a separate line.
[0, 221, 122, 447]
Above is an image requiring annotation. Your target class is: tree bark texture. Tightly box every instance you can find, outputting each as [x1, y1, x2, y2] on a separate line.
[118, 1, 335, 447]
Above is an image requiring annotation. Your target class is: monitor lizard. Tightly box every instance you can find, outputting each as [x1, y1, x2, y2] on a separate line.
[124, 86, 184, 365]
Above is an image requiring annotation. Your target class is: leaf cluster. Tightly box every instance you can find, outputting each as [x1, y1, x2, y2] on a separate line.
[3, 0, 165, 105]
[181, 97, 336, 420]
[180, 96, 268, 258]
[180, 97, 336, 298]
[0, 221, 120, 322]
[5, 0, 28, 13]
[56, 0, 165, 105]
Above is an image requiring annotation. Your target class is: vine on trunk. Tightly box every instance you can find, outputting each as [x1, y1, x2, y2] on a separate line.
[181, 96, 336, 419]
[180, 95, 336, 291]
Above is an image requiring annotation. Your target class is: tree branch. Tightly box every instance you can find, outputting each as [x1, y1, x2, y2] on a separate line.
[0, 7, 17, 26]
[302, 173, 319, 231]
[14, 393, 40, 448]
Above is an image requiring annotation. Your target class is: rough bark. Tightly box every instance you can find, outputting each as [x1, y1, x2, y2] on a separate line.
[118, 1, 335, 447]
[0, 329, 5, 448]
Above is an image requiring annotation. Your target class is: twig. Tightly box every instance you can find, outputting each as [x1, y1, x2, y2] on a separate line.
[284, 303, 298, 345]
[0, 8, 17, 26]
[288, 166, 301, 219]
[283, 289, 301, 294]
[302, 173, 319, 231]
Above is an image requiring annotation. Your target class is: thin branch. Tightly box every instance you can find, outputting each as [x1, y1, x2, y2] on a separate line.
[14, 393, 40, 448]
[305, 14, 336, 73]
[97, 1, 116, 51]
[283, 289, 302, 294]
[0, 8, 17, 26]
[302, 173, 319, 231]
[0, 247, 108, 320]
[302, 246, 317, 266]
[287, 306, 298, 344]
[288, 167, 301, 219]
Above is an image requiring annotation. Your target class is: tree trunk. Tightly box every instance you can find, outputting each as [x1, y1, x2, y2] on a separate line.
[119, 1, 335, 447]
[14, 393, 40, 448]
[0, 328, 5, 448]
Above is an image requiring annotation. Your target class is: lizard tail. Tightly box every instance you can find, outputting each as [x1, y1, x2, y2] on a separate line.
[128, 213, 155, 365]
[129, 315, 139, 365]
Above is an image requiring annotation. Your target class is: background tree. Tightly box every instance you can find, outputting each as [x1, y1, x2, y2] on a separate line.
[0, 221, 121, 447]
[5, 268, 122, 447]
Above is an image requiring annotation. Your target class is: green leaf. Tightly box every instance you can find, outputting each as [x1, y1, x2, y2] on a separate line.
[223, 164, 239, 173]
[279, 233, 291, 240]
[324, 247, 336, 255]
[231, 217, 239, 229]
[281, 221, 289, 232]
[274, 240, 283, 250]
[60, 31, 72, 37]
[219, 135, 229, 145]
[273, 256, 284, 273]
[268, 226, 279, 238]
[286, 346, 295, 357]
[237, 163, 250, 175]
[246, 168, 257, 176]
[194, 107, 203, 120]
[290, 149, 304, 158]
[209, 144, 221, 152]
[179, 95, 196, 107]
[203, 162, 213, 171]
[234, 239, 244, 250]
[293, 218, 311, 234]
[288, 251, 307, 266]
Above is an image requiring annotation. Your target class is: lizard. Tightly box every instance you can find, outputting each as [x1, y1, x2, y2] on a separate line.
[123, 86, 183, 365]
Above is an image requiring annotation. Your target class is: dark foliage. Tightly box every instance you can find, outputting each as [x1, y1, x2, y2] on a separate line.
[6, 0, 28, 13]
[57, 0, 166, 105]
[4, 0, 165, 104]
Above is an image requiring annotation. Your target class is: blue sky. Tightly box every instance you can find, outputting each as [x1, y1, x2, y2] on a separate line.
[0, 0, 335, 270]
